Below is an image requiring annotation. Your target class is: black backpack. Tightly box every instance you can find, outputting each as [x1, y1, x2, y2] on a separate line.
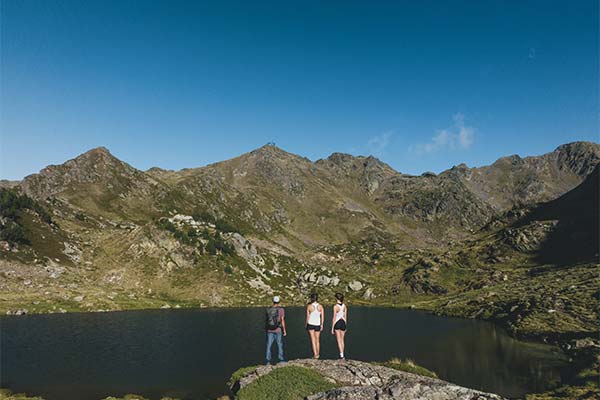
[265, 306, 281, 330]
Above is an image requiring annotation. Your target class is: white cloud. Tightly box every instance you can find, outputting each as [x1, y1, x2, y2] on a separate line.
[410, 113, 475, 155]
[368, 131, 392, 156]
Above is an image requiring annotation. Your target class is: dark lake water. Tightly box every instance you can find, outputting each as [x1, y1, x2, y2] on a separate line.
[0, 307, 567, 400]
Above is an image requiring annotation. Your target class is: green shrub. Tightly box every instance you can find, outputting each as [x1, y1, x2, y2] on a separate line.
[215, 218, 239, 233]
[214, 237, 235, 255]
[0, 223, 30, 245]
[0, 189, 32, 219]
[192, 210, 216, 224]
[74, 212, 87, 221]
[157, 219, 198, 245]
[156, 219, 177, 233]
[33, 204, 52, 224]
[186, 228, 197, 239]
[0, 189, 52, 224]
[205, 238, 217, 255]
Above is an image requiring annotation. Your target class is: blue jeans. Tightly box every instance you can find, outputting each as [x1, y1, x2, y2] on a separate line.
[266, 331, 284, 363]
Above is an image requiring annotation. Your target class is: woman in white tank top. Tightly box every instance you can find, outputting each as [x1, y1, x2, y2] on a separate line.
[331, 292, 347, 359]
[305, 292, 324, 359]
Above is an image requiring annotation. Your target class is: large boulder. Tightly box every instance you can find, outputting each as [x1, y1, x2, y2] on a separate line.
[226, 233, 265, 266]
[317, 275, 332, 286]
[363, 288, 376, 300]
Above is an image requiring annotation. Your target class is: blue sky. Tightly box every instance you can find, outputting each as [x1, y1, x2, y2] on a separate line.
[1, 0, 597, 180]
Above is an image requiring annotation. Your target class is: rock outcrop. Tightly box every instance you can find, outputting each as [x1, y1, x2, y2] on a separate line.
[233, 359, 505, 400]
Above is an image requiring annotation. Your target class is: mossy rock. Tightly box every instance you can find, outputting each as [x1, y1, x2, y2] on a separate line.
[236, 365, 337, 400]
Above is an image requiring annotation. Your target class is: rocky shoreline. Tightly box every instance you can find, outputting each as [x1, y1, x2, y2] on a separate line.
[231, 359, 505, 400]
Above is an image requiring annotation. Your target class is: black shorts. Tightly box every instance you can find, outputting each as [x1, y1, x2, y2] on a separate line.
[334, 319, 346, 331]
[306, 324, 321, 332]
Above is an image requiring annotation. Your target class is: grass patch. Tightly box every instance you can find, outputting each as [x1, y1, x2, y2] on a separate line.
[375, 357, 437, 378]
[0, 389, 43, 400]
[236, 366, 337, 400]
[525, 382, 600, 400]
[0, 389, 179, 400]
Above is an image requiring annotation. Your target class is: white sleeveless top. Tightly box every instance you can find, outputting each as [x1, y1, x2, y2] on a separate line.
[334, 303, 345, 322]
[307, 302, 321, 325]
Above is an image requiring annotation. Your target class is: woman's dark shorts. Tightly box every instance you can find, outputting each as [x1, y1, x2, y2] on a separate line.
[306, 324, 321, 332]
[334, 319, 346, 331]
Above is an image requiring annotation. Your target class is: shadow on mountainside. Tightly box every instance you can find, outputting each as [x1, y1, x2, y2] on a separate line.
[516, 164, 599, 266]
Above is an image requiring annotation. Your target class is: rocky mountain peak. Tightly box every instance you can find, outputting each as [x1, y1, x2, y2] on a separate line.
[146, 166, 168, 173]
[552, 141, 600, 177]
[240, 144, 313, 172]
[440, 163, 471, 180]
[65, 146, 125, 168]
[249, 143, 299, 159]
[21, 146, 142, 199]
[84, 146, 111, 155]
[451, 163, 469, 170]
[316, 153, 398, 195]
[554, 141, 599, 154]
[56, 146, 133, 174]
[492, 155, 523, 166]
[319, 152, 395, 174]
[324, 152, 356, 164]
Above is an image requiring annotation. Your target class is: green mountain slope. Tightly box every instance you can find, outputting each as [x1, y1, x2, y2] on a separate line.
[0, 141, 597, 322]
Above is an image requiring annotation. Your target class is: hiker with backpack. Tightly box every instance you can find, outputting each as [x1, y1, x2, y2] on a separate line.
[305, 292, 324, 359]
[265, 295, 287, 365]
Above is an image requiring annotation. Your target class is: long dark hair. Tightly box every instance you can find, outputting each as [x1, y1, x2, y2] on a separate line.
[335, 292, 344, 304]
[309, 292, 318, 304]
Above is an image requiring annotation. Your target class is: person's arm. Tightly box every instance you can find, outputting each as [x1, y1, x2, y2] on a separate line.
[344, 306, 348, 325]
[331, 305, 336, 334]
[319, 304, 324, 331]
[305, 305, 310, 328]
[281, 312, 287, 336]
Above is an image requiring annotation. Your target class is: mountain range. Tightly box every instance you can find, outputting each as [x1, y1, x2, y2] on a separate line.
[0, 141, 598, 342]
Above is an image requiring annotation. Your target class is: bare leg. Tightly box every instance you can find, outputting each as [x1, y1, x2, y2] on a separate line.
[339, 330, 346, 356]
[335, 330, 345, 358]
[309, 330, 318, 358]
[314, 331, 321, 358]
[335, 330, 343, 354]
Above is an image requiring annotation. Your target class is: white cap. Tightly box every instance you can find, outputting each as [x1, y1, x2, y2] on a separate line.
[273, 295, 280, 303]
